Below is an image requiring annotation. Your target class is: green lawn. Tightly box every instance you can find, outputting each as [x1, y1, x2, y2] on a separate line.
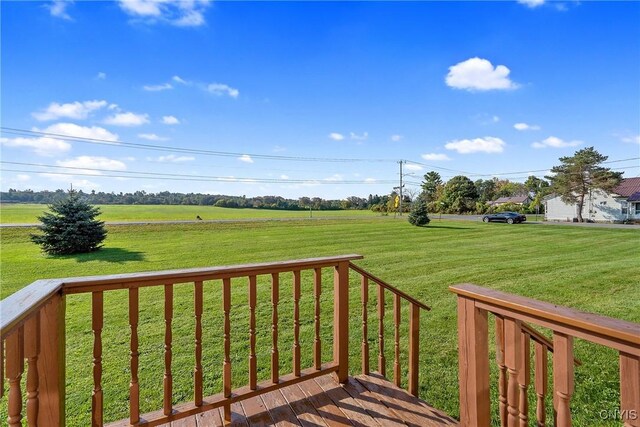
[0, 203, 376, 223]
[1, 219, 638, 426]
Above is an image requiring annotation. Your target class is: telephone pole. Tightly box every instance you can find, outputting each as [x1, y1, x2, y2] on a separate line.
[398, 160, 405, 216]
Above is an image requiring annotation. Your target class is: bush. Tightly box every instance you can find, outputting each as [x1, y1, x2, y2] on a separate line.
[31, 190, 107, 255]
[408, 199, 431, 226]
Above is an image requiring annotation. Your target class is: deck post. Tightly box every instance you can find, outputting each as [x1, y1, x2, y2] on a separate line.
[619, 352, 639, 427]
[457, 296, 490, 427]
[37, 293, 65, 427]
[333, 261, 350, 383]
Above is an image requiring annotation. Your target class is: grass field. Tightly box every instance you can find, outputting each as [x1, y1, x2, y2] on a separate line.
[1, 218, 638, 425]
[0, 203, 376, 223]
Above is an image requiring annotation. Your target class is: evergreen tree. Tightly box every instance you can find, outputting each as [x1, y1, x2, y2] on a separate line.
[408, 199, 431, 226]
[420, 171, 442, 202]
[546, 147, 622, 222]
[31, 190, 107, 255]
[441, 175, 478, 213]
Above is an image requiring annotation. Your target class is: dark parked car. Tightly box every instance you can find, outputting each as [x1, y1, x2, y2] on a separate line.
[482, 211, 527, 224]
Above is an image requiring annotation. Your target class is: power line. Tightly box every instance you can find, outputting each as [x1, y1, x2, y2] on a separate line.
[0, 127, 396, 164]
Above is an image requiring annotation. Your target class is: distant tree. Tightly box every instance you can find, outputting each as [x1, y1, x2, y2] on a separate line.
[546, 147, 623, 222]
[474, 179, 497, 202]
[408, 199, 431, 226]
[31, 190, 107, 255]
[420, 171, 442, 203]
[441, 175, 478, 214]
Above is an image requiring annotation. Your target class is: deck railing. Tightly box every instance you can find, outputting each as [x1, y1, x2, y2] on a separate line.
[451, 284, 640, 427]
[0, 255, 433, 426]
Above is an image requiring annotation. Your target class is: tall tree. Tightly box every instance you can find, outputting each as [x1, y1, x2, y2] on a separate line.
[441, 175, 479, 214]
[546, 147, 623, 222]
[420, 171, 442, 202]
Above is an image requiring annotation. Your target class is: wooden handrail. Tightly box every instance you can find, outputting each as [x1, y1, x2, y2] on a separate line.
[520, 322, 581, 366]
[348, 262, 430, 310]
[451, 283, 639, 352]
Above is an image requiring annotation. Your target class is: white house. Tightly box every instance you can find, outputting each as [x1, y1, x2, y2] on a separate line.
[544, 177, 640, 223]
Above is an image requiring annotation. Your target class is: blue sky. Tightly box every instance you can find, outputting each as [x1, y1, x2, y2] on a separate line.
[2, 0, 639, 199]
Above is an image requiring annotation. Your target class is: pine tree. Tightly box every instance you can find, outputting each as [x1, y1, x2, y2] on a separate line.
[31, 190, 107, 255]
[408, 199, 431, 226]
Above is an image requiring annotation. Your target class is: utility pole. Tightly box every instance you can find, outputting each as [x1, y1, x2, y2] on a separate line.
[398, 160, 405, 216]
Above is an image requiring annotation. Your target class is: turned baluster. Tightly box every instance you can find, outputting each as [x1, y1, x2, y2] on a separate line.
[194, 281, 203, 406]
[293, 270, 301, 377]
[534, 341, 548, 427]
[504, 318, 522, 427]
[164, 284, 173, 416]
[6, 327, 24, 427]
[553, 332, 574, 426]
[496, 316, 507, 427]
[361, 275, 370, 375]
[271, 273, 280, 383]
[518, 331, 531, 427]
[25, 314, 41, 427]
[248, 276, 257, 389]
[313, 268, 322, 370]
[92, 291, 103, 427]
[378, 284, 386, 376]
[393, 293, 401, 387]
[129, 287, 140, 424]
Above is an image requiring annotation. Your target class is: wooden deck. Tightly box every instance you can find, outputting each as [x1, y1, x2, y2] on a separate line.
[150, 373, 458, 427]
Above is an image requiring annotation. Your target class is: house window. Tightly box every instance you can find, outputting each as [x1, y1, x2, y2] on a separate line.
[636, 203, 640, 215]
[621, 201, 628, 215]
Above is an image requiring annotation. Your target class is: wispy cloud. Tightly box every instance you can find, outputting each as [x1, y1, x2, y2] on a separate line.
[138, 133, 168, 141]
[618, 134, 640, 145]
[446, 57, 519, 91]
[117, 0, 211, 27]
[421, 153, 452, 161]
[57, 156, 127, 175]
[172, 75, 189, 85]
[42, 122, 120, 142]
[96, 72, 107, 80]
[161, 115, 180, 125]
[445, 136, 506, 154]
[149, 155, 195, 163]
[143, 83, 173, 92]
[0, 136, 71, 157]
[207, 83, 239, 98]
[514, 122, 541, 131]
[104, 112, 150, 126]
[32, 100, 107, 121]
[518, 0, 545, 8]
[532, 136, 582, 149]
[329, 133, 345, 141]
[48, 0, 74, 20]
[390, 135, 403, 142]
[404, 164, 423, 171]
[239, 155, 254, 163]
[350, 132, 368, 141]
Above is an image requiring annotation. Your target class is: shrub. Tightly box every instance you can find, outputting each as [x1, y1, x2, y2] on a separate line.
[31, 190, 107, 255]
[408, 199, 431, 226]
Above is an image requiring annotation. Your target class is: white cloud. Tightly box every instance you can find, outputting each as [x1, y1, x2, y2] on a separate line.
[42, 122, 120, 142]
[117, 0, 211, 27]
[104, 112, 150, 126]
[280, 175, 289, 180]
[143, 83, 173, 91]
[518, 0, 545, 8]
[404, 164, 423, 171]
[445, 136, 506, 154]
[16, 174, 31, 182]
[239, 155, 254, 163]
[96, 72, 107, 80]
[138, 133, 168, 141]
[150, 155, 195, 163]
[273, 145, 286, 152]
[0, 136, 71, 157]
[324, 174, 343, 182]
[162, 115, 180, 125]
[350, 132, 368, 141]
[32, 100, 107, 121]
[329, 133, 345, 141]
[57, 156, 127, 175]
[532, 136, 582, 149]
[207, 83, 239, 98]
[620, 134, 640, 145]
[390, 135, 403, 142]
[446, 57, 519, 91]
[365, 178, 377, 183]
[49, 0, 73, 20]
[421, 153, 452, 161]
[172, 75, 189, 85]
[514, 122, 541, 131]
